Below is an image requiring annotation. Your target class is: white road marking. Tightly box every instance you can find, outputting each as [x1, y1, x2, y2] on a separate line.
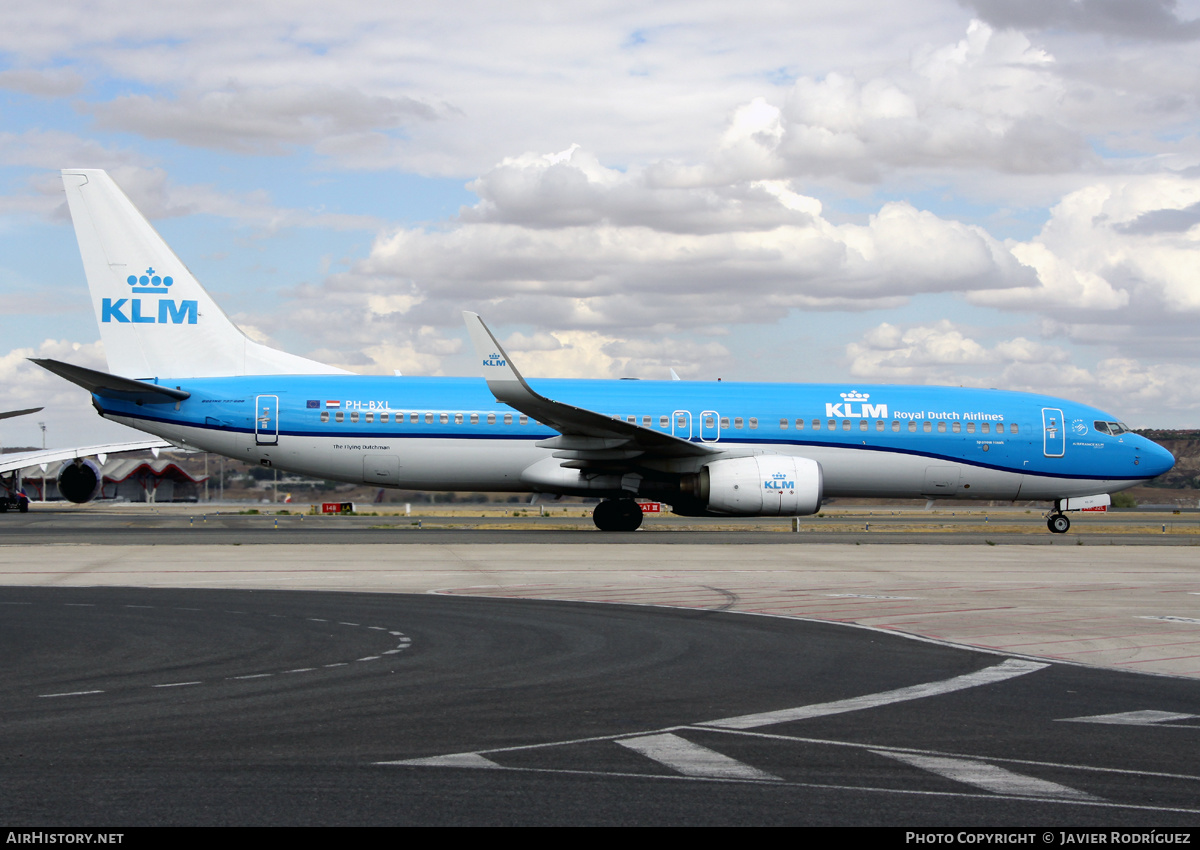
[874, 750, 1099, 801]
[390, 753, 502, 768]
[616, 733, 780, 781]
[826, 594, 916, 599]
[39, 690, 104, 698]
[230, 673, 273, 680]
[153, 681, 201, 688]
[1060, 710, 1198, 726]
[357, 656, 380, 661]
[702, 658, 1047, 730]
[1140, 616, 1200, 625]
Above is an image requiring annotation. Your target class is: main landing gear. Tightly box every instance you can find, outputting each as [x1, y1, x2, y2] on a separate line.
[593, 499, 644, 532]
[1046, 512, 1071, 534]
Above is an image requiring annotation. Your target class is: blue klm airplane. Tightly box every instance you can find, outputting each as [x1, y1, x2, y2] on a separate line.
[34, 170, 1174, 531]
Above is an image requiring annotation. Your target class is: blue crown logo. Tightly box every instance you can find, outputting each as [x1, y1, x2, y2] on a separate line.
[127, 267, 174, 293]
[840, 390, 869, 401]
[488, 353, 501, 359]
[772, 472, 787, 479]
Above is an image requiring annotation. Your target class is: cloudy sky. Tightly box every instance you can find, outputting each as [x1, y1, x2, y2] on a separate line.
[2, 0, 1199, 447]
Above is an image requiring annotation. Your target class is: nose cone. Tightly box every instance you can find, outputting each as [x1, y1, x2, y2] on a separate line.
[1137, 436, 1176, 479]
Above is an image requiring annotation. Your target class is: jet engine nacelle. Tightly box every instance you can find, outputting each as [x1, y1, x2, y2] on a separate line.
[700, 455, 823, 516]
[57, 459, 102, 504]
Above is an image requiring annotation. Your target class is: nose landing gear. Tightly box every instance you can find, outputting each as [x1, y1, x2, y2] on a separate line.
[593, 499, 644, 532]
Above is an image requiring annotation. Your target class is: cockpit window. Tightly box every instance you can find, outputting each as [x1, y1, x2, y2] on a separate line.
[1094, 421, 1111, 435]
[1098, 421, 1129, 435]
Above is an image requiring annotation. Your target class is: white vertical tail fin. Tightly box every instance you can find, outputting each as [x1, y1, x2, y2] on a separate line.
[61, 169, 348, 379]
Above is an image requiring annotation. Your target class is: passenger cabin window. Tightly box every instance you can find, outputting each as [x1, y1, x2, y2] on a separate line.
[891, 421, 900, 432]
[748, 418, 758, 429]
[643, 416, 651, 427]
[676, 415, 686, 428]
[996, 423, 1005, 434]
[734, 417, 743, 429]
[335, 411, 344, 423]
[952, 422, 960, 433]
[381, 413, 389, 423]
[937, 421, 946, 433]
[424, 413, 433, 424]
[812, 419, 821, 430]
[1010, 424, 1018, 434]
[842, 420, 851, 431]
[350, 411, 359, 423]
[520, 415, 528, 425]
[365, 412, 374, 423]
[320, 411, 329, 423]
[439, 413, 448, 424]
[487, 413, 496, 424]
[721, 417, 730, 428]
[779, 418, 788, 429]
[660, 416, 670, 428]
[908, 421, 916, 432]
[859, 421, 868, 431]
[795, 419, 805, 430]
[827, 420, 836, 430]
[981, 423, 989, 433]
[876, 421, 884, 431]
[923, 421, 932, 432]
[470, 413, 478, 424]
[966, 422, 975, 433]
[705, 415, 716, 428]
[454, 413, 463, 424]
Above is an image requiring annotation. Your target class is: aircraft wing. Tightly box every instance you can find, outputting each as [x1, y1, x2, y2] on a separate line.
[0, 439, 174, 476]
[463, 312, 717, 466]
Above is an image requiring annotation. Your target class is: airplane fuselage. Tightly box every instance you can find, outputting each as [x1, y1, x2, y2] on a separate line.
[94, 374, 1173, 505]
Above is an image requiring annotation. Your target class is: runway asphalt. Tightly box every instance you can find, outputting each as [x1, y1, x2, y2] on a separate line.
[2, 506, 1198, 825]
[3, 585, 1199, 826]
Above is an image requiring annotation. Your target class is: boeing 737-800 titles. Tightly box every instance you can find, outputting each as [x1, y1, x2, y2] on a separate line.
[35, 170, 1174, 531]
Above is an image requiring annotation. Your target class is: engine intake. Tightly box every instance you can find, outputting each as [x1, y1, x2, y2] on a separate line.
[57, 459, 102, 504]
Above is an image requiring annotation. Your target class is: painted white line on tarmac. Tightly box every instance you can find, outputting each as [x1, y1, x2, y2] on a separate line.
[617, 733, 780, 781]
[1061, 709, 1198, 726]
[390, 752, 501, 768]
[702, 658, 1047, 730]
[39, 690, 104, 698]
[875, 751, 1099, 801]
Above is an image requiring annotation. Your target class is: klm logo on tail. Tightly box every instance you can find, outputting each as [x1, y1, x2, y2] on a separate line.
[102, 267, 197, 324]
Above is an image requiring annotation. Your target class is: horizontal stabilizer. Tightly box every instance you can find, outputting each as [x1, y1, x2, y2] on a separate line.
[30, 359, 190, 404]
[0, 407, 43, 421]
